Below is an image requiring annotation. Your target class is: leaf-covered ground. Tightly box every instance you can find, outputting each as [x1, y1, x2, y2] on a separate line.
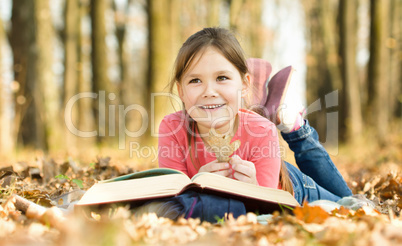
[0, 135, 401, 245]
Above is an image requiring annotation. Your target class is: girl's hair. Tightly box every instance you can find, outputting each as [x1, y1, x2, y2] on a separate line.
[279, 160, 293, 194]
[168, 27, 293, 195]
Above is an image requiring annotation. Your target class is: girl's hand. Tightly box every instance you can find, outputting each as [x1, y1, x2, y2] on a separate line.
[198, 160, 231, 177]
[230, 155, 258, 185]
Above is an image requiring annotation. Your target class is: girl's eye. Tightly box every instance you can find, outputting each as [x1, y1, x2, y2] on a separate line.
[189, 78, 201, 84]
[217, 76, 228, 81]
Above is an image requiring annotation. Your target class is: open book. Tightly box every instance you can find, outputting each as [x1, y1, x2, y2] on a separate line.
[76, 168, 300, 213]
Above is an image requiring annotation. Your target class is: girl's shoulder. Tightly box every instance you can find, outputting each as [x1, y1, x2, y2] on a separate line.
[238, 109, 276, 130]
[162, 110, 186, 124]
[236, 109, 277, 141]
[159, 111, 187, 134]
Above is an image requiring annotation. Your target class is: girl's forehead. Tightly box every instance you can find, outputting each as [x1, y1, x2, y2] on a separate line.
[185, 47, 234, 73]
[189, 46, 220, 65]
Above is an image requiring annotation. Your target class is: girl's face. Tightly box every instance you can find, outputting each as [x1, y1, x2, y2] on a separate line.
[177, 47, 250, 135]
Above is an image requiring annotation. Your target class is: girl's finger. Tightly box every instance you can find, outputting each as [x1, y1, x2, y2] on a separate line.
[212, 169, 231, 177]
[200, 162, 230, 173]
[229, 155, 242, 165]
[233, 171, 251, 183]
[232, 163, 253, 177]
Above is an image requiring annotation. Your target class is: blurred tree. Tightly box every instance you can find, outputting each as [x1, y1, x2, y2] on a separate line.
[230, 0, 264, 57]
[180, 1, 208, 39]
[368, 0, 390, 144]
[147, 0, 178, 147]
[63, 0, 80, 149]
[10, 0, 36, 148]
[34, 0, 64, 150]
[114, 0, 147, 147]
[303, 0, 338, 143]
[339, 0, 363, 142]
[77, 1, 96, 149]
[246, 0, 264, 58]
[91, 0, 117, 144]
[63, 0, 96, 151]
[229, 0, 243, 29]
[207, 0, 222, 27]
[9, 0, 62, 150]
[0, 12, 14, 153]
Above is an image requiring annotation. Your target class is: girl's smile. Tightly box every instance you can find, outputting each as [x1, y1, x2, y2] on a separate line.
[198, 104, 225, 110]
[177, 47, 250, 136]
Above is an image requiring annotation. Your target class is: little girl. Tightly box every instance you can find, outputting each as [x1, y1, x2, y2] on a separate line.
[158, 27, 352, 208]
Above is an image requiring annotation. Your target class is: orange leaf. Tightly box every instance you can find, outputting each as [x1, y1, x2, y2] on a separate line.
[355, 206, 381, 217]
[332, 206, 351, 217]
[293, 202, 329, 224]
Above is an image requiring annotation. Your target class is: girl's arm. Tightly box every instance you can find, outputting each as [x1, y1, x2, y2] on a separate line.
[235, 125, 281, 188]
[252, 125, 281, 188]
[158, 118, 189, 175]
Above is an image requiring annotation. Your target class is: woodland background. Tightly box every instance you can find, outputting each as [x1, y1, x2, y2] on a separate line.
[0, 0, 401, 164]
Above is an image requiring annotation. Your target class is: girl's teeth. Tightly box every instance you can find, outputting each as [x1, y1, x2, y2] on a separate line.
[201, 104, 223, 109]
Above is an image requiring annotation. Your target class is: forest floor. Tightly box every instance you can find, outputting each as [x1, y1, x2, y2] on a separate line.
[0, 131, 401, 245]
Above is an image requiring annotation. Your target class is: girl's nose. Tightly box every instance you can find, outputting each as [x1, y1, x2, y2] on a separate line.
[202, 81, 218, 98]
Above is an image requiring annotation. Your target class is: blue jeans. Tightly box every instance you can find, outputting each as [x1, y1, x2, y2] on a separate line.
[282, 120, 352, 204]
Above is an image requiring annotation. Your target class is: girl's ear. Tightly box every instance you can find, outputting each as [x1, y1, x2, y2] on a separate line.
[241, 73, 251, 98]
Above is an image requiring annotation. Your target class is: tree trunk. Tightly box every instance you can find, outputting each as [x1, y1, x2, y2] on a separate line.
[229, 0, 244, 29]
[10, 0, 45, 149]
[114, 0, 147, 148]
[0, 13, 14, 153]
[229, 0, 264, 57]
[368, 0, 390, 144]
[339, 0, 363, 142]
[318, 0, 342, 90]
[34, 0, 63, 151]
[63, 0, 80, 150]
[246, 0, 264, 58]
[207, 0, 221, 27]
[91, 0, 115, 143]
[147, 0, 177, 147]
[303, 0, 335, 143]
[77, 0, 96, 150]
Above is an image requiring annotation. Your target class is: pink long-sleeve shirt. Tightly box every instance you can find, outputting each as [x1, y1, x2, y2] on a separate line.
[158, 109, 281, 188]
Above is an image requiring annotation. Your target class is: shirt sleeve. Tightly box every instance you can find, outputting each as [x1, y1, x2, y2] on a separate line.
[249, 124, 281, 189]
[158, 117, 189, 175]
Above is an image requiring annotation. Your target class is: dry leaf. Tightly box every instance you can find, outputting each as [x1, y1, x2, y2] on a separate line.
[293, 202, 330, 224]
[332, 206, 352, 217]
[206, 129, 241, 162]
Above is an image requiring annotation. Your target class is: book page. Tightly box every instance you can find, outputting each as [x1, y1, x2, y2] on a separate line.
[77, 173, 191, 206]
[191, 172, 299, 207]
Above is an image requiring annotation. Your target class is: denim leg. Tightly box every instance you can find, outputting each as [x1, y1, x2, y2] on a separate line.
[286, 162, 342, 204]
[282, 121, 352, 198]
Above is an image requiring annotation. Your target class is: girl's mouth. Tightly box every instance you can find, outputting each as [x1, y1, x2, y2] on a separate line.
[199, 104, 225, 110]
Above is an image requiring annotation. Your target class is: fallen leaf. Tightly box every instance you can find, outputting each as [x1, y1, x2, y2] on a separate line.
[206, 129, 241, 162]
[293, 202, 330, 224]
